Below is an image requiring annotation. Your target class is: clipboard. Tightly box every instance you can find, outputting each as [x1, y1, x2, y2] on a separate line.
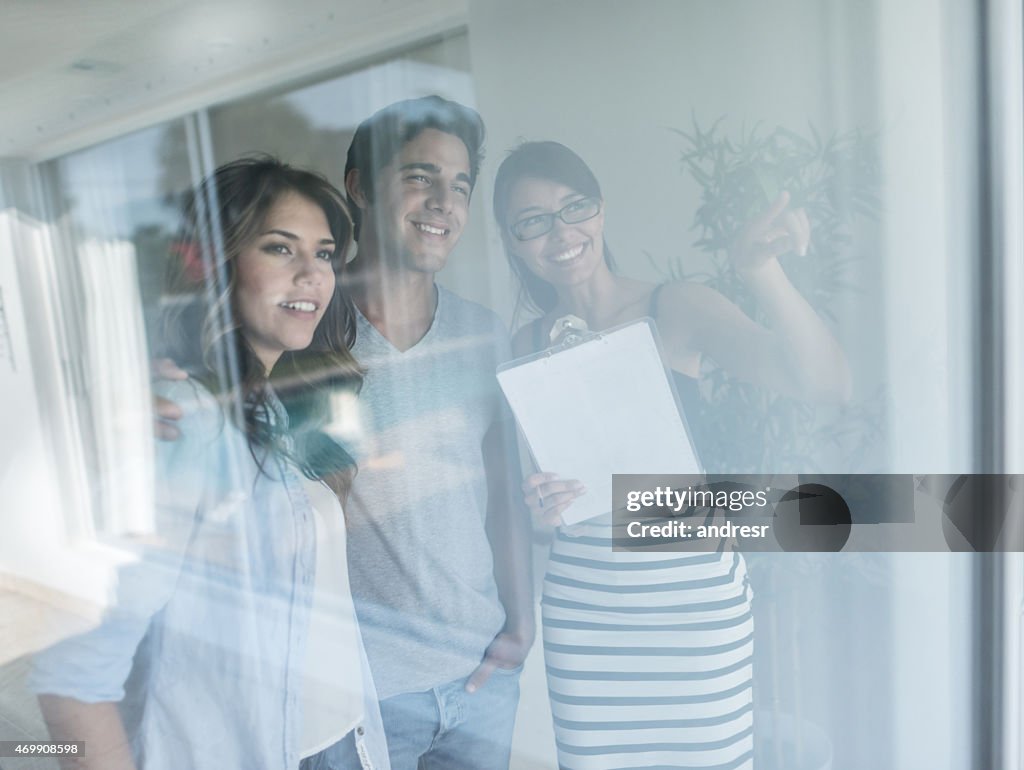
[497, 317, 702, 525]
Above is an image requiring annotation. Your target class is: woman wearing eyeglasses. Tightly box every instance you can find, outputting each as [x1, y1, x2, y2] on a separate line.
[493, 141, 850, 770]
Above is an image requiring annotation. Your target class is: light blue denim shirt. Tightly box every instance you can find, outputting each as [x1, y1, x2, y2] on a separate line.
[30, 379, 389, 770]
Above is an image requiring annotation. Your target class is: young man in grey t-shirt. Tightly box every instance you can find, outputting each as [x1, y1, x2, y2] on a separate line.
[340, 96, 534, 770]
[153, 96, 533, 769]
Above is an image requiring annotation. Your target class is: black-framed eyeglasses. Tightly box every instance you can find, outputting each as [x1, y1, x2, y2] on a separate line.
[510, 197, 601, 241]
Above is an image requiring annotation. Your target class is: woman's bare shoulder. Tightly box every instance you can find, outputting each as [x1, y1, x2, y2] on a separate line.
[655, 280, 731, 322]
[650, 280, 738, 361]
[651, 280, 724, 321]
[661, 279, 722, 302]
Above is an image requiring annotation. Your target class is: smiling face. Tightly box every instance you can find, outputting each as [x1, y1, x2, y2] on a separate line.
[352, 128, 472, 274]
[233, 191, 338, 372]
[503, 176, 606, 288]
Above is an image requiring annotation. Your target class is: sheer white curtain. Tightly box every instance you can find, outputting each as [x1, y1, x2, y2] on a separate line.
[0, 206, 131, 640]
[0, 209, 70, 557]
[78, 237, 154, 538]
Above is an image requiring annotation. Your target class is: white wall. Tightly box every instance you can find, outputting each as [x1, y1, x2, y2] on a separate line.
[876, 0, 977, 474]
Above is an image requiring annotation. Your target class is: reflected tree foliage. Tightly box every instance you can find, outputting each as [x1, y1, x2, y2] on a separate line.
[662, 118, 884, 475]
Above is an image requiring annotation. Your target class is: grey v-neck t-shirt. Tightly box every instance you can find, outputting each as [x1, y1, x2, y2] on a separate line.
[344, 285, 512, 699]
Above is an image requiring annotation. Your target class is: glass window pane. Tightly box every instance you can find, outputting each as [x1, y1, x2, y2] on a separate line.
[5, 6, 1017, 770]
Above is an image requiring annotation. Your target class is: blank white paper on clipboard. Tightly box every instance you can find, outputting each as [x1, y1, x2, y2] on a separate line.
[497, 319, 701, 526]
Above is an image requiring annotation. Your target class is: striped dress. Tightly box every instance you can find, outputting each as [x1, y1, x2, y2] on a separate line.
[541, 521, 755, 770]
[527, 305, 755, 769]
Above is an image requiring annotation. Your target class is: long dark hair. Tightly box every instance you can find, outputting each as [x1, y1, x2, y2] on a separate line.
[161, 155, 362, 479]
[492, 141, 617, 315]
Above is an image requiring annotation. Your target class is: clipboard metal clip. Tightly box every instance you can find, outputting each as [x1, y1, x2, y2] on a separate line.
[548, 314, 601, 352]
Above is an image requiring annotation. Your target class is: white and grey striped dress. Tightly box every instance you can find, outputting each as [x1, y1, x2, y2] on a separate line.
[542, 520, 754, 770]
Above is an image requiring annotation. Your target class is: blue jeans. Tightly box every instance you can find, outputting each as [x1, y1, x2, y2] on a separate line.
[378, 666, 522, 770]
[300, 731, 364, 770]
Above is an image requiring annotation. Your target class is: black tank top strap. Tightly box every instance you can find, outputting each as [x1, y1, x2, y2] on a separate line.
[532, 317, 548, 351]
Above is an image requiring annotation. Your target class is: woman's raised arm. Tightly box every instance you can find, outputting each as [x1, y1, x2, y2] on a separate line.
[659, 191, 852, 404]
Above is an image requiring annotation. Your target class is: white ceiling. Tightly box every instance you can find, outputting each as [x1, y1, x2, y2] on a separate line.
[0, 0, 467, 160]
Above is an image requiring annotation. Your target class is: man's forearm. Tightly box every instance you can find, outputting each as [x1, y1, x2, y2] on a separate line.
[482, 421, 536, 640]
[492, 510, 536, 639]
[38, 695, 136, 770]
